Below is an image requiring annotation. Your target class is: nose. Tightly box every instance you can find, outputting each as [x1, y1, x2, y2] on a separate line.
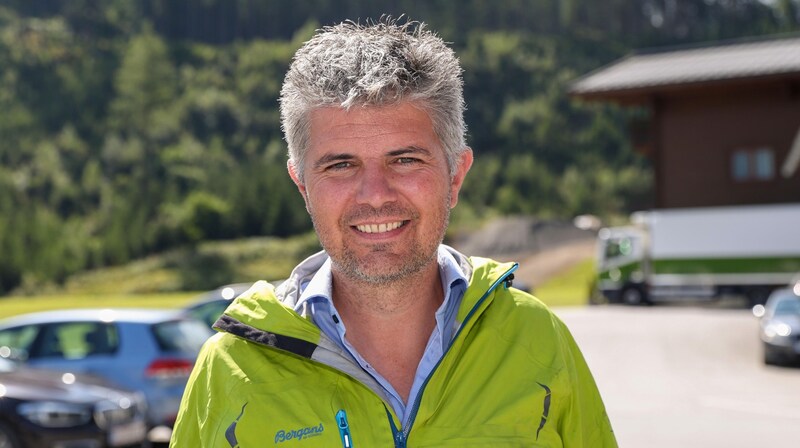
[355, 164, 398, 208]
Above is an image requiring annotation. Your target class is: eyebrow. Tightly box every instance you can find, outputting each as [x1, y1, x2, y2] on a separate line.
[311, 146, 433, 169]
[388, 146, 433, 157]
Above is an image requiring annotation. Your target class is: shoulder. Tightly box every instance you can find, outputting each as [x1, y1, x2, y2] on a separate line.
[481, 283, 579, 370]
[189, 332, 272, 396]
[491, 285, 570, 336]
[464, 254, 569, 341]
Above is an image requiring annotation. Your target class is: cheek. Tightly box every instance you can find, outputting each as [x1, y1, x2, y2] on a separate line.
[306, 186, 345, 221]
[408, 181, 453, 215]
[402, 171, 450, 195]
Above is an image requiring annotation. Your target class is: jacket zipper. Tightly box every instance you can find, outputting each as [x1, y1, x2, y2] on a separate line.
[386, 406, 406, 448]
[390, 264, 519, 446]
[336, 409, 353, 448]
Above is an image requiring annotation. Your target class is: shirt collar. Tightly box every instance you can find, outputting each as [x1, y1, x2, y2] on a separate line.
[437, 246, 468, 298]
[294, 257, 334, 315]
[294, 246, 468, 314]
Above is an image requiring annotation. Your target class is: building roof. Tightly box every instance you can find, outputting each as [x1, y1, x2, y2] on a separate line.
[570, 35, 800, 99]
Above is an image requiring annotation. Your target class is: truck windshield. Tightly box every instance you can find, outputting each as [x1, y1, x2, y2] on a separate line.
[605, 238, 633, 260]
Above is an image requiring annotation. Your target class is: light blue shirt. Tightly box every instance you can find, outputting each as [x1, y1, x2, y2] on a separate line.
[294, 246, 468, 427]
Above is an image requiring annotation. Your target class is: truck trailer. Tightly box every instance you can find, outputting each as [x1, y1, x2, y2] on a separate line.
[595, 203, 800, 305]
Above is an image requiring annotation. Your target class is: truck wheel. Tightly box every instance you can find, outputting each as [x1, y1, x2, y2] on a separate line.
[621, 286, 648, 306]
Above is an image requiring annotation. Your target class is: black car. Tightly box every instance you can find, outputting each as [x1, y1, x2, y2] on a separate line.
[753, 285, 800, 366]
[0, 355, 147, 448]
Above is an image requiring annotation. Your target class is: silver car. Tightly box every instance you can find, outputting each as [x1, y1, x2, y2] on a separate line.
[0, 309, 213, 443]
[753, 285, 800, 365]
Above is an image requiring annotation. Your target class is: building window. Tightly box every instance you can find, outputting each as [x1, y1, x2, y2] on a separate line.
[731, 147, 774, 182]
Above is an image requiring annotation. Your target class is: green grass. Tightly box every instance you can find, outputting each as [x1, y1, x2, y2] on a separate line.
[0, 234, 323, 320]
[30, 233, 322, 296]
[533, 258, 596, 307]
[0, 293, 199, 320]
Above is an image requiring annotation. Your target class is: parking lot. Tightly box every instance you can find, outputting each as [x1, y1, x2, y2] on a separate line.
[558, 305, 800, 448]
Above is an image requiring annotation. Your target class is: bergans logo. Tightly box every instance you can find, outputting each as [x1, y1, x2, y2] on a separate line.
[274, 423, 325, 443]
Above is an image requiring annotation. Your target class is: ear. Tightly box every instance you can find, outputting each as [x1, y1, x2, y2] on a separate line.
[287, 160, 309, 208]
[448, 148, 473, 209]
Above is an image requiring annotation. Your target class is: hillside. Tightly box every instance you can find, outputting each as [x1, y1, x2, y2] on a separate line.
[20, 216, 594, 297]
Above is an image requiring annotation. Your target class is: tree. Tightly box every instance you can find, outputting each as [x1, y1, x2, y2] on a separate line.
[110, 24, 177, 134]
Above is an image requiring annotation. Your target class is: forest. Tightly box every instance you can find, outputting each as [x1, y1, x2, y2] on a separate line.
[2, 0, 799, 294]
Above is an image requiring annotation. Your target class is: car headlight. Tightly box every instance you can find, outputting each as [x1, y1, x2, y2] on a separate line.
[18, 401, 92, 428]
[765, 323, 793, 338]
[94, 392, 147, 429]
[96, 398, 141, 429]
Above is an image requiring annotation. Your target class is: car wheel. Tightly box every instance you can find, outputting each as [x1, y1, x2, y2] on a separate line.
[622, 286, 648, 306]
[0, 421, 22, 448]
[763, 345, 784, 366]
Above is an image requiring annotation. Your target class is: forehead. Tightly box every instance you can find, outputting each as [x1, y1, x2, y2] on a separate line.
[306, 102, 443, 155]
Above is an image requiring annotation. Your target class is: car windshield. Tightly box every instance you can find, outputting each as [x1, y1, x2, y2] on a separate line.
[151, 319, 212, 354]
[773, 297, 800, 315]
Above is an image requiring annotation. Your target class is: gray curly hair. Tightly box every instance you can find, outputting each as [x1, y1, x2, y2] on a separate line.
[280, 18, 467, 181]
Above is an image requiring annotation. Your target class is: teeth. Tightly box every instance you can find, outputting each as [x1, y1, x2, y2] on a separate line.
[356, 221, 403, 234]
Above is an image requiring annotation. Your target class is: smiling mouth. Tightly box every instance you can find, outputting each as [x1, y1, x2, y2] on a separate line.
[354, 221, 407, 234]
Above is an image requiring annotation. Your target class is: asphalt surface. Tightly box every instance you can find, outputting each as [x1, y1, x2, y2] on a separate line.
[557, 304, 800, 448]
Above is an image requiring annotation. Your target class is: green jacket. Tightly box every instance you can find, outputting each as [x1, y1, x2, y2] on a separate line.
[171, 249, 616, 447]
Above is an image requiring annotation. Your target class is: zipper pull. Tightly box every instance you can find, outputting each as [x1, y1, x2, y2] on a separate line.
[394, 430, 406, 448]
[504, 273, 515, 289]
[384, 406, 406, 448]
[336, 409, 353, 448]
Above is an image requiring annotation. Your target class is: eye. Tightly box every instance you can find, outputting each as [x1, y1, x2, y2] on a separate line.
[395, 157, 420, 165]
[327, 161, 353, 170]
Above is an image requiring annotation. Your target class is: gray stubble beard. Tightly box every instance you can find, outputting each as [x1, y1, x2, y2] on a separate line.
[309, 194, 451, 286]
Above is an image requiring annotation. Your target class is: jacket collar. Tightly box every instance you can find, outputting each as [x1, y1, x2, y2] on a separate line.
[215, 246, 516, 350]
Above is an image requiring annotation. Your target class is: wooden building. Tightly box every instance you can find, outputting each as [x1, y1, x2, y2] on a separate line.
[570, 35, 800, 209]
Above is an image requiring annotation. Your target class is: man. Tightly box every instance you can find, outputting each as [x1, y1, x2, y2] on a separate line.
[171, 19, 616, 447]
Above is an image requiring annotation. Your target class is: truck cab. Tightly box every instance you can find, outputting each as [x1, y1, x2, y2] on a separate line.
[596, 226, 648, 304]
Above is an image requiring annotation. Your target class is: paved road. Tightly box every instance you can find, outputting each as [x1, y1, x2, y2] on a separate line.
[557, 305, 800, 448]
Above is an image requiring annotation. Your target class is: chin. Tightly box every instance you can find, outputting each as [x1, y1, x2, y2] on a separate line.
[335, 249, 435, 285]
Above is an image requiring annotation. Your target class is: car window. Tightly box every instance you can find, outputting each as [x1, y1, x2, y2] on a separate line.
[151, 319, 212, 354]
[187, 301, 229, 327]
[34, 322, 119, 359]
[0, 325, 40, 359]
[774, 298, 800, 315]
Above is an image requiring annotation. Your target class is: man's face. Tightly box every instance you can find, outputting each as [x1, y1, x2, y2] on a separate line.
[289, 102, 472, 284]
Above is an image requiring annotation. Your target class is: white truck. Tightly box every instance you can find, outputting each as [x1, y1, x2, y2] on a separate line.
[595, 203, 800, 305]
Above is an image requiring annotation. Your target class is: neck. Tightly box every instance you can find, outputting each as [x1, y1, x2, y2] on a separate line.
[332, 261, 443, 316]
[331, 261, 444, 402]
